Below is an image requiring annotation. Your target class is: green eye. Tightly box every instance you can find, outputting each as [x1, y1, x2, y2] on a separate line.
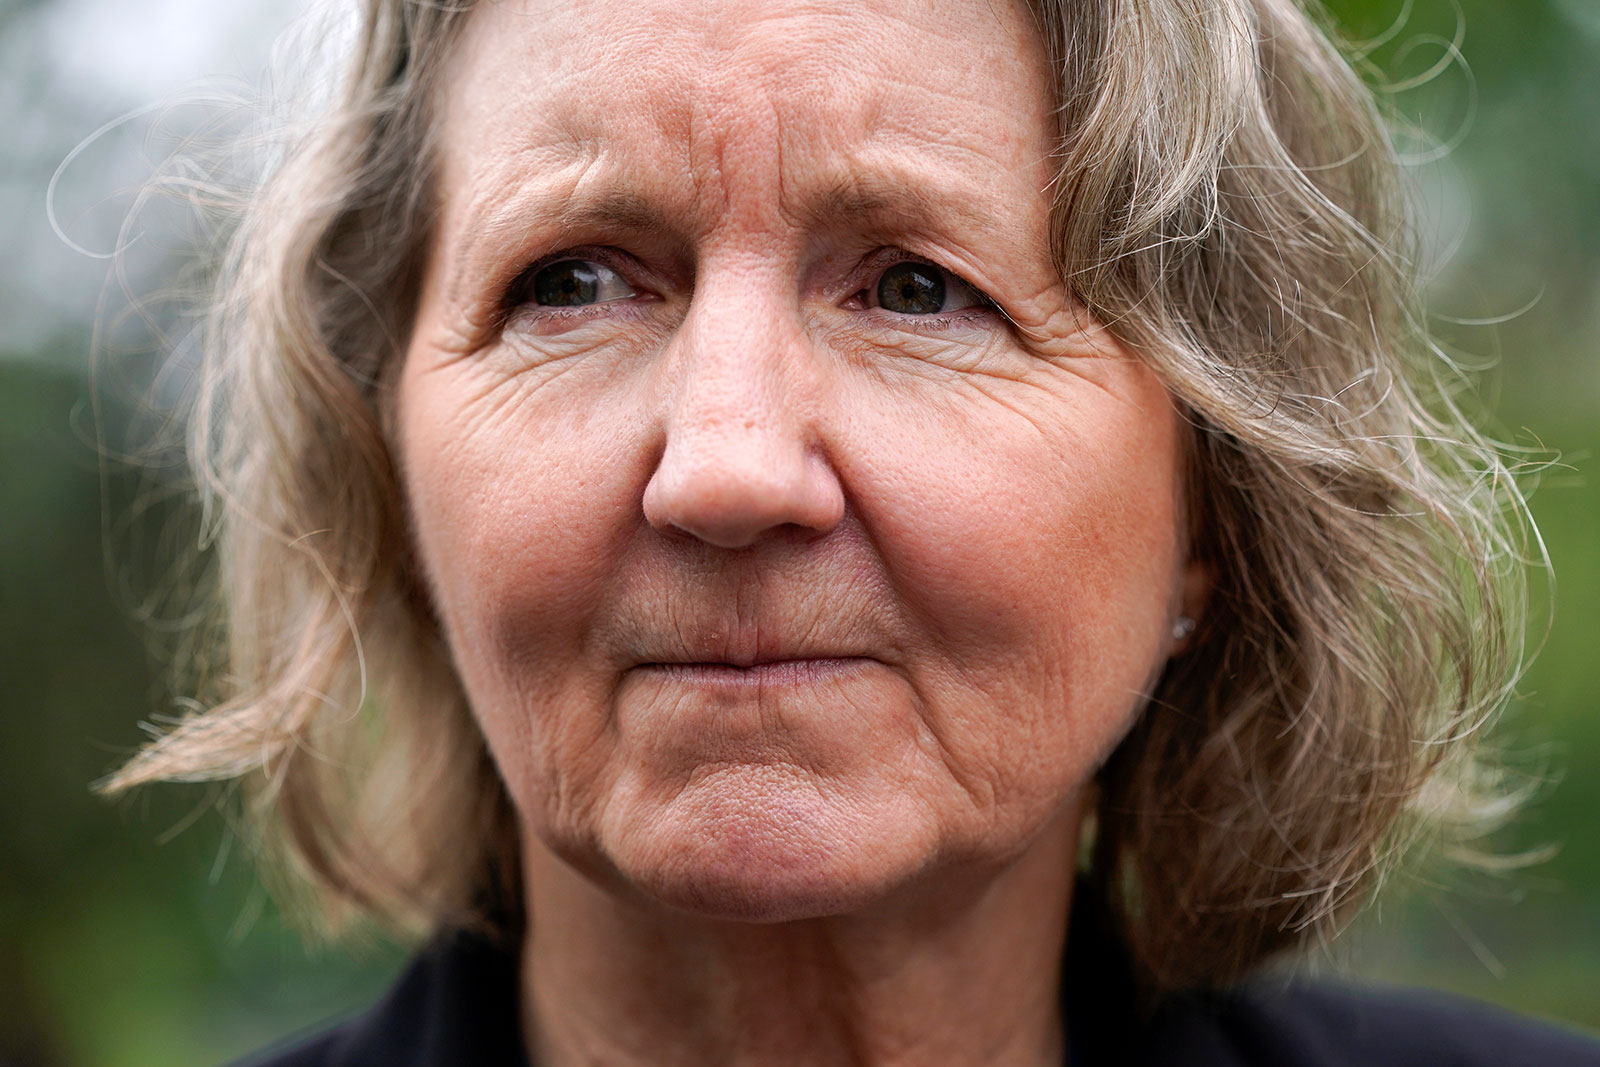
[528, 259, 636, 307]
[871, 260, 988, 317]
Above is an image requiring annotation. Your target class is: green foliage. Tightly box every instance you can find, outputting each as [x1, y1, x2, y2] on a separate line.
[1323, 0, 1600, 1030]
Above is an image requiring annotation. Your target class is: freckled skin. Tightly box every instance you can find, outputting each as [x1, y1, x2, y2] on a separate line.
[398, 0, 1204, 1063]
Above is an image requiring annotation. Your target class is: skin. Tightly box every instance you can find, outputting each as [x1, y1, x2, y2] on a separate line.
[397, 0, 1206, 1063]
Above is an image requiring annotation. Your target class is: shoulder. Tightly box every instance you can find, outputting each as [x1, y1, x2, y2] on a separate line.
[1139, 978, 1600, 1067]
[229, 929, 528, 1067]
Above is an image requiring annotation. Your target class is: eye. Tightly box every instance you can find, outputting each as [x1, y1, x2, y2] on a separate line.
[519, 258, 637, 308]
[871, 260, 987, 316]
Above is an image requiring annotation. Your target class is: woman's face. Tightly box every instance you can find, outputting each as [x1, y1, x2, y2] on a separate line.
[399, 0, 1198, 920]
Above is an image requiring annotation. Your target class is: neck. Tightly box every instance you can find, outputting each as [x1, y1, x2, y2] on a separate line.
[517, 812, 1079, 1067]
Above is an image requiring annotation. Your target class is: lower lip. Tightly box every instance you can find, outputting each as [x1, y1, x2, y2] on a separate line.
[635, 658, 872, 688]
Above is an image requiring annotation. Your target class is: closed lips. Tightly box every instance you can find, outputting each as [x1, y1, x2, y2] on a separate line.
[632, 658, 874, 685]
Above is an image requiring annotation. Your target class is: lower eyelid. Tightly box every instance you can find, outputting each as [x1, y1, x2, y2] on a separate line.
[504, 298, 654, 336]
[861, 305, 1001, 333]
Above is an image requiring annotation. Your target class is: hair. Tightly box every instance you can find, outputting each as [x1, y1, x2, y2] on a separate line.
[103, 0, 1534, 993]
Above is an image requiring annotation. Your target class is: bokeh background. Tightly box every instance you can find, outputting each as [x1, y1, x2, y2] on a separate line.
[2, 0, 1596, 1063]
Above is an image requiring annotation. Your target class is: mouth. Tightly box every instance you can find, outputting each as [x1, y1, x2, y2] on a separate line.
[632, 657, 875, 687]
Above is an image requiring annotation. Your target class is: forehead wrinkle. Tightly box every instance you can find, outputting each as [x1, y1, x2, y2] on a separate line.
[433, 0, 1055, 298]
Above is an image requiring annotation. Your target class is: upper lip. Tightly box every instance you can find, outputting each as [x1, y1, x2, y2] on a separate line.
[605, 553, 892, 671]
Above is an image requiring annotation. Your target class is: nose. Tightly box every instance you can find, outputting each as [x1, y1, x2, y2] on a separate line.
[642, 281, 846, 549]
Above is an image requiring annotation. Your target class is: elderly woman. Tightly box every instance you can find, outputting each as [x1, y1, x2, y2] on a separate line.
[108, 0, 1600, 1063]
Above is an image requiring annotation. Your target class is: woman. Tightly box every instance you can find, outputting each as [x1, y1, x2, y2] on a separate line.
[106, 0, 1600, 1063]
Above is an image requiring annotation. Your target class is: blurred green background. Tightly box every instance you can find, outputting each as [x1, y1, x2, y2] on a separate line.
[1, 0, 1596, 1063]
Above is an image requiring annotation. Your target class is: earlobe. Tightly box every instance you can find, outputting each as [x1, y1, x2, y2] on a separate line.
[1171, 558, 1211, 653]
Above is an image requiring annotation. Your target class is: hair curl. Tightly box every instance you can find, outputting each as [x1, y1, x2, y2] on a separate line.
[104, 0, 1533, 993]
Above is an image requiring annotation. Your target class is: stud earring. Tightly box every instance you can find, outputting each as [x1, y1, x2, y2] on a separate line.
[1171, 615, 1196, 641]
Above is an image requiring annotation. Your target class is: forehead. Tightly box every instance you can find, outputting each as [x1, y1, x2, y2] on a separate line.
[435, 0, 1055, 248]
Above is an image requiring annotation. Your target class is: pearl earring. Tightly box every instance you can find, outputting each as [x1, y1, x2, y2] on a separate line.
[1171, 616, 1196, 641]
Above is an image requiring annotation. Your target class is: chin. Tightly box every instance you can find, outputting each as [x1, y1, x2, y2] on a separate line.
[596, 766, 940, 923]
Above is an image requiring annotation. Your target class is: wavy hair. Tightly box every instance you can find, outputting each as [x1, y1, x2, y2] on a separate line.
[104, 0, 1533, 992]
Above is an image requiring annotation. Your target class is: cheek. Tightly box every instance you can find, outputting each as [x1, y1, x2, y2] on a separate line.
[402, 388, 592, 650]
[400, 350, 652, 611]
[395, 359, 648, 782]
[850, 367, 1182, 798]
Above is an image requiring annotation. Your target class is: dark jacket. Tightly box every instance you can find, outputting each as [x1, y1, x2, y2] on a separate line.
[238, 897, 1600, 1067]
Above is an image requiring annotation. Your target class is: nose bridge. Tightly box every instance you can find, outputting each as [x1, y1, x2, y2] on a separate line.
[642, 263, 844, 548]
[675, 266, 795, 435]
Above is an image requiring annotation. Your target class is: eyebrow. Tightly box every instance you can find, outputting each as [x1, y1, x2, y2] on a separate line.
[799, 174, 995, 239]
[529, 190, 673, 236]
[439, 161, 1009, 303]
[441, 187, 676, 299]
